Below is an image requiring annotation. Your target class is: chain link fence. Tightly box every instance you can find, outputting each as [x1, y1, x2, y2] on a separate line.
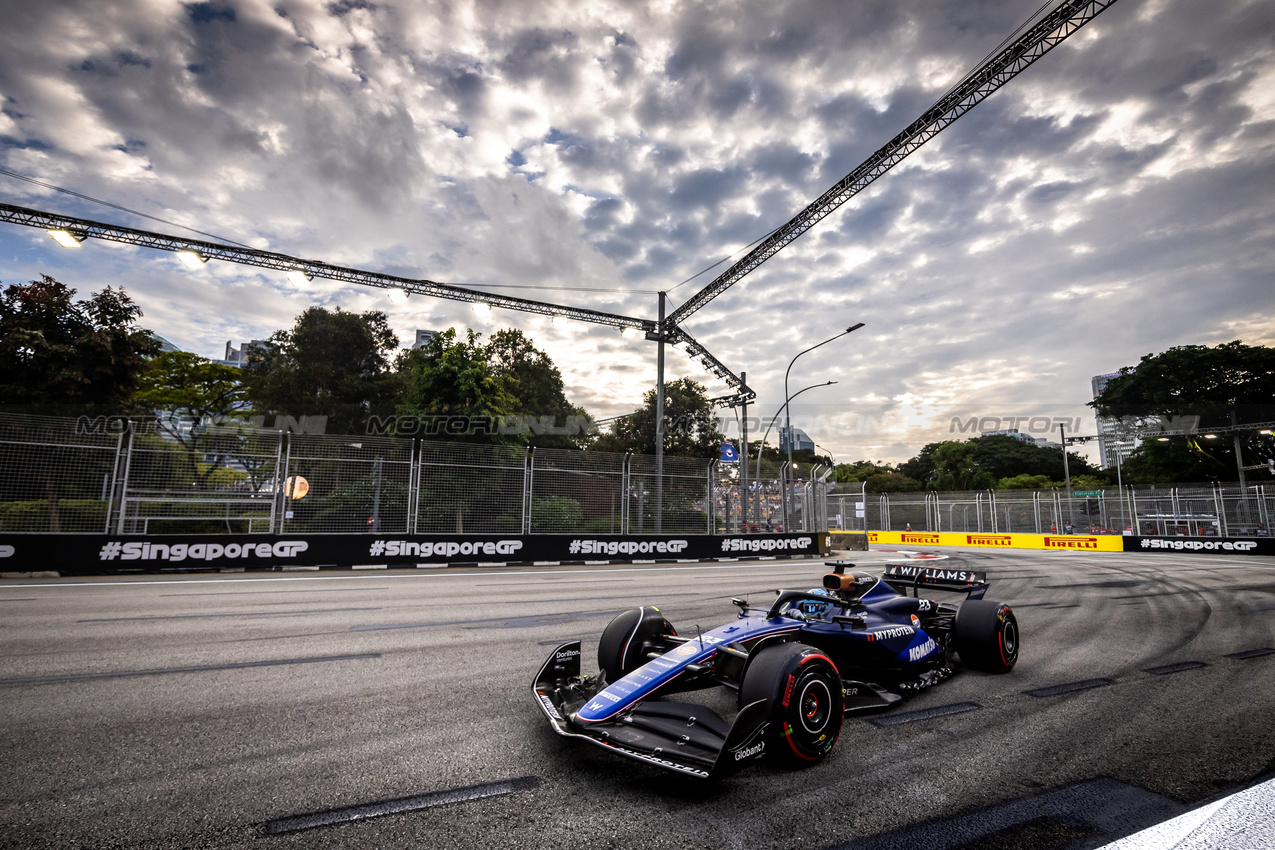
[0, 412, 752, 537]
[829, 483, 1275, 537]
[0, 413, 122, 533]
[9, 413, 1269, 541]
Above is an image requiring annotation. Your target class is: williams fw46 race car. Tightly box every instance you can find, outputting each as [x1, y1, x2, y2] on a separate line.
[533, 561, 1018, 780]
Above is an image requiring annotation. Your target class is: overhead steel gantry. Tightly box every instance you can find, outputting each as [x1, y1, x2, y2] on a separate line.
[0, 202, 657, 334]
[664, 0, 1121, 329]
[0, 203, 765, 407]
[1, 0, 1123, 530]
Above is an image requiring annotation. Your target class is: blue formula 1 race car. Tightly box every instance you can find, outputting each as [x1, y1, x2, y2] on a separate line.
[532, 561, 1018, 780]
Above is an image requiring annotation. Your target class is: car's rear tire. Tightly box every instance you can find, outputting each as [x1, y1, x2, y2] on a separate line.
[597, 607, 676, 683]
[953, 600, 1019, 672]
[738, 642, 843, 767]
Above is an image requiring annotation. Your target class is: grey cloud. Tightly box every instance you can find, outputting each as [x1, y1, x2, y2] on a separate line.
[0, 0, 1271, 464]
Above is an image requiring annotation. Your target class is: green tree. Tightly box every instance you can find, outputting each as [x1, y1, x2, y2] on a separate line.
[864, 471, 922, 493]
[997, 474, 1057, 490]
[832, 460, 894, 483]
[591, 377, 725, 458]
[1092, 341, 1275, 482]
[0, 275, 158, 411]
[931, 441, 996, 491]
[1092, 341, 1275, 424]
[899, 436, 1101, 490]
[135, 351, 250, 489]
[396, 327, 518, 442]
[484, 329, 594, 448]
[244, 307, 399, 435]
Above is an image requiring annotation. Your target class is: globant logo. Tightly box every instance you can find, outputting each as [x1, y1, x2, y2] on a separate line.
[1139, 538, 1258, 553]
[720, 537, 813, 553]
[99, 541, 308, 562]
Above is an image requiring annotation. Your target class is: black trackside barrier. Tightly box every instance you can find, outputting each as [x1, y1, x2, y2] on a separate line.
[0, 532, 832, 577]
[1123, 535, 1275, 556]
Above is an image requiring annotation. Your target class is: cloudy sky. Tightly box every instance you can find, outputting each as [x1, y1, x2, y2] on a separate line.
[1, 0, 1271, 464]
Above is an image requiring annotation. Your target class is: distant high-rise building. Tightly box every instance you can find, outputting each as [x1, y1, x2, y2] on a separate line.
[412, 329, 442, 350]
[220, 339, 268, 367]
[1092, 371, 1136, 469]
[779, 426, 816, 453]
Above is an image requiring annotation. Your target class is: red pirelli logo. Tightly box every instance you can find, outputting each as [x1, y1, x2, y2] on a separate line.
[966, 534, 1013, 547]
[901, 533, 940, 545]
[867, 532, 880, 543]
[1044, 536, 1101, 550]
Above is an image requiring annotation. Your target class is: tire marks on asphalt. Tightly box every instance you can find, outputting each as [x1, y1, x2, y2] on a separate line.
[868, 701, 981, 727]
[263, 776, 540, 834]
[0, 652, 381, 686]
[825, 778, 1185, 850]
[1023, 678, 1115, 698]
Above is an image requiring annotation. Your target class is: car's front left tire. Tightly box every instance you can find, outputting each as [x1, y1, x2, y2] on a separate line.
[738, 642, 844, 767]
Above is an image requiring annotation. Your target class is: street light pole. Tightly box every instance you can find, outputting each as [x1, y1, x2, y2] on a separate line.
[654, 291, 665, 533]
[754, 380, 838, 529]
[783, 323, 864, 530]
[740, 371, 749, 533]
[1060, 423, 1073, 531]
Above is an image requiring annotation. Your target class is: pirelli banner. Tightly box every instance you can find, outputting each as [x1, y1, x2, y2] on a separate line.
[0, 532, 833, 577]
[858, 530, 1125, 552]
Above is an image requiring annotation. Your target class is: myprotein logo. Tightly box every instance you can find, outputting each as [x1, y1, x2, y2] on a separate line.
[901, 533, 940, 545]
[370, 539, 523, 558]
[1045, 536, 1101, 550]
[98, 541, 308, 562]
[720, 537, 813, 554]
[1139, 538, 1260, 553]
[966, 534, 1013, 547]
[866, 625, 915, 643]
[569, 539, 689, 556]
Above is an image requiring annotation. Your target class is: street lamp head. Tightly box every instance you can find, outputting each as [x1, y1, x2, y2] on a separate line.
[846, 322, 865, 333]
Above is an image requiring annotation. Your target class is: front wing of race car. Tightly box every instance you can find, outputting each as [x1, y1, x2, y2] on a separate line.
[532, 641, 769, 780]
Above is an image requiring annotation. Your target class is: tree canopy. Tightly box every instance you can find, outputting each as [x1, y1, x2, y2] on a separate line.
[396, 327, 518, 443]
[244, 306, 399, 435]
[1091, 341, 1275, 426]
[484, 329, 593, 449]
[1092, 341, 1275, 483]
[0, 275, 158, 411]
[135, 351, 252, 488]
[591, 377, 725, 458]
[894, 435, 1103, 492]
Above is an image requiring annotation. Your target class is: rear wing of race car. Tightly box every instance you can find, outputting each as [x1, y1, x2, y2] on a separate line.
[881, 564, 989, 599]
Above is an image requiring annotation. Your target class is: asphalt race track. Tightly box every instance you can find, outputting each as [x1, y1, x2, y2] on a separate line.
[2, 548, 1274, 849]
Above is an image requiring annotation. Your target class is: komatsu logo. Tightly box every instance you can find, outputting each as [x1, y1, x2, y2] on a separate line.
[907, 638, 938, 662]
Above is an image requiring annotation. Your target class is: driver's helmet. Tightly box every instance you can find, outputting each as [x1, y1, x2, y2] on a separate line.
[798, 587, 834, 619]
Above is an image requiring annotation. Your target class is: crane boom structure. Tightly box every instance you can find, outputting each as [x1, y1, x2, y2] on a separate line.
[0, 202, 655, 334]
[665, 0, 1120, 327]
